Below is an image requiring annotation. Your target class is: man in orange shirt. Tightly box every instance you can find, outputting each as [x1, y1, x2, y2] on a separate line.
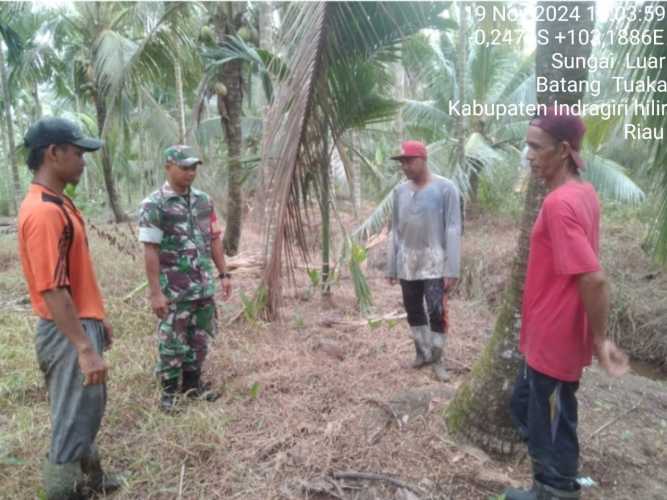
[18, 117, 120, 499]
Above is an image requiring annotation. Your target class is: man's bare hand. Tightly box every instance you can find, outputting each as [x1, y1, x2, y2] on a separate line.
[595, 338, 629, 377]
[102, 319, 113, 351]
[78, 347, 108, 385]
[150, 293, 170, 319]
[386, 278, 397, 286]
[221, 277, 232, 301]
[444, 277, 458, 292]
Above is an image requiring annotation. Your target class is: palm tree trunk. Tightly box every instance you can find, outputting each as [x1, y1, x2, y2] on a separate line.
[74, 94, 91, 197]
[137, 90, 144, 196]
[0, 114, 10, 214]
[174, 61, 186, 143]
[257, 1, 274, 228]
[215, 3, 244, 256]
[456, 2, 472, 211]
[31, 80, 42, 120]
[445, 1, 594, 456]
[95, 97, 126, 222]
[321, 131, 331, 295]
[0, 43, 20, 215]
[349, 133, 361, 217]
[259, 1, 273, 55]
[219, 59, 244, 256]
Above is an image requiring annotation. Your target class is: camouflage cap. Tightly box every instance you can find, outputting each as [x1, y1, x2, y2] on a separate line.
[164, 145, 202, 167]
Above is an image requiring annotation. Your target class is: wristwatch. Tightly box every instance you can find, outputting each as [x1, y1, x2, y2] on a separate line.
[219, 272, 232, 280]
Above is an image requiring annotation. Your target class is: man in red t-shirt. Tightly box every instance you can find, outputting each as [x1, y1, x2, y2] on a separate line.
[18, 117, 121, 499]
[502, 106, 628, 500]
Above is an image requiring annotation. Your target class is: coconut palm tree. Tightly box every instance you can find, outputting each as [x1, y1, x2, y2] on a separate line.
[0, 2, 25, 214]
[444, 1, 596, 455]
[614, 2, 667, 263]
[52, 1, 196, 222]
[256, 1, 447, 319]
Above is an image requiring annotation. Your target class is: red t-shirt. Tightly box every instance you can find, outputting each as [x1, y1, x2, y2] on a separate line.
[519, 181, 601, 382]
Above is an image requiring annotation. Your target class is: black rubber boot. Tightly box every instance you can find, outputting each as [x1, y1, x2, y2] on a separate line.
[536, 480, 581, 500]
[80, 445, 122, 496]
[160, 378, 180, 413]
[182, 370, 220, 402]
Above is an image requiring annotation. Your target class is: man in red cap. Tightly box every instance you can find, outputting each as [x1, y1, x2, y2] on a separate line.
[386, 140, 462, 382]
[502, 106, 629, 500]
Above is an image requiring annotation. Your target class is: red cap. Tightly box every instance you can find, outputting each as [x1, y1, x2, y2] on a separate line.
[391, 140, 427, 160]
[529, 105, 586, 170]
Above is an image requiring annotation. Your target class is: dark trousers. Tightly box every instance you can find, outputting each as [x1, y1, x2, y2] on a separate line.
[510, 362, 580, 492]
[399, 279, 447, 333]
[36, 319, 107, 464]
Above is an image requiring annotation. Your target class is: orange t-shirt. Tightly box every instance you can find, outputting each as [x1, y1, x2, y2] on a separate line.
[18, 183, 105, 320]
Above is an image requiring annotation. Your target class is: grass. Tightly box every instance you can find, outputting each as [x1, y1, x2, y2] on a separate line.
[1, 208, 665, 499]
[0, 219, 510, 499]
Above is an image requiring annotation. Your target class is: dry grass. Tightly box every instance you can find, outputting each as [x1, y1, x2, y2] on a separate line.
[0, 215, 519, 499]
[1, 209, 665, 499]
[601, 218, 667, 372]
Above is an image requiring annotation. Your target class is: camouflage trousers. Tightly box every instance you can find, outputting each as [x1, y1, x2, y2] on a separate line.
[156, 297, 217, 382]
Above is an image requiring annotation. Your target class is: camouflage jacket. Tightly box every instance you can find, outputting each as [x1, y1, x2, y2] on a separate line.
[138, 182, 221, 303]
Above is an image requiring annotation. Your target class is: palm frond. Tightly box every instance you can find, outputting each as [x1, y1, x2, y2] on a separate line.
[401, 99, 451, 132]
[94, 29, 138, 101]
[611, 2, 667, 260]
[465, 133, 505, 167]
[257, 1, 330, 318]
[582, 152, 645, 205]
[204, 34, 286, 101]
[138, 87, 179, 151]
[351, 182, 397, 242]
[583, 114, 623, 153]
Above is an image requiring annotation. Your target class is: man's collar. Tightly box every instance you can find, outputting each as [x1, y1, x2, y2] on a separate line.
[161, 181, 194, 199]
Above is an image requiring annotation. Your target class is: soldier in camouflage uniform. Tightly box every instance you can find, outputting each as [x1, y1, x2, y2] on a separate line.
[138, 145, 232, 413]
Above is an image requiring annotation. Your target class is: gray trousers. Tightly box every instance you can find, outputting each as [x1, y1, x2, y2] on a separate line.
[35, 319, 107, 465]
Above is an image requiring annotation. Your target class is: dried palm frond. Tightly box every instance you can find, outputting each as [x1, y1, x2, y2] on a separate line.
[258, 2, 330, 318]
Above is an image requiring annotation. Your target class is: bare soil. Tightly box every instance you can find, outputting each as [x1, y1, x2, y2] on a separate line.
[0, 211, 665, 499]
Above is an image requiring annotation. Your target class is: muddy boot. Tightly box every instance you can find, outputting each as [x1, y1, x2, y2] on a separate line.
[160, 377, 180, 413]
[182, 370, 220, 402]
[407, 325, 432, 369]
[42, 459, 84, 500]
[80, 444, 122, 496]
[430, 332, 450, 382]
[536, 481, 580, 500]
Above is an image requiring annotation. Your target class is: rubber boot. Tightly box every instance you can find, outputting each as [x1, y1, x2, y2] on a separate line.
[430, 332, 450, 382]
[536, 480, 581, 500]
[80, 444, 122, 496]
[160, 377, 180, 413]
[503, 479, 581, 500]
[182, 370, 220, 402]
[42, 459, 84, 500]
[408, 325, 432, 369]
